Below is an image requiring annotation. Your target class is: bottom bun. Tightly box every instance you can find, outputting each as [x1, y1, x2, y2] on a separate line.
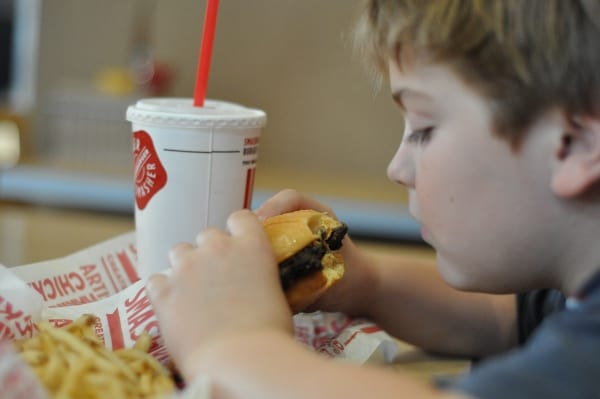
[285, 252, 344, 312]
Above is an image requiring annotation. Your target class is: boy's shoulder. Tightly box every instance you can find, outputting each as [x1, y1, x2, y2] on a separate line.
[450, 270, 600, 399]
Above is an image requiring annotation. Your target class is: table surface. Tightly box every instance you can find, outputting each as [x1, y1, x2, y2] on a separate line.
[0, 200, 468, 380]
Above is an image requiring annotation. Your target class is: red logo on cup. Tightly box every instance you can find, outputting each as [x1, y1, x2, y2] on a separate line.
[133, 130, 167, 210]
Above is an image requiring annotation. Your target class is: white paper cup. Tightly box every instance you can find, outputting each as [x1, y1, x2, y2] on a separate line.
[126, 98, 266, 278]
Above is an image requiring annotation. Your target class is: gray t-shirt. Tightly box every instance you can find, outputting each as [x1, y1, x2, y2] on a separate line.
[451, 271, 600, 399]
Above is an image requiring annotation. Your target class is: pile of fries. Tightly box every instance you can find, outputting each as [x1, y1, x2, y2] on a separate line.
[14, 314, 175, 399]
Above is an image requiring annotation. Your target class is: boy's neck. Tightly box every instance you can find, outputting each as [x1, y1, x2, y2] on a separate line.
[561, 265, 600, 297]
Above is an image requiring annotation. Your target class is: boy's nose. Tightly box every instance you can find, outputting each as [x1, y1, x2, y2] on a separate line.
[387, 142, 416, 188]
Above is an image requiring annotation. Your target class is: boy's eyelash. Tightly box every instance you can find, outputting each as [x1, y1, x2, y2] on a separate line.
[406, 127, 434, 144]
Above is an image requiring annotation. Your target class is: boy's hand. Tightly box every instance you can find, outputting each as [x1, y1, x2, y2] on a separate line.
[256, 189, 375, 317]
[146, 209, 293, 381]
[255, 189, 338, 220]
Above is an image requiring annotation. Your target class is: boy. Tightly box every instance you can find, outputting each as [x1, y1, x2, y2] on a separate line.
[147, 1, 600, 398]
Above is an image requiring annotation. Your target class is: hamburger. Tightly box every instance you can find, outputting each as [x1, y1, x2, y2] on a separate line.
[263, 210, 348, 312]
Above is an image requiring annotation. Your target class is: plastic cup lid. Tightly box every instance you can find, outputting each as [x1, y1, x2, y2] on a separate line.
[126, 98, 267, 129]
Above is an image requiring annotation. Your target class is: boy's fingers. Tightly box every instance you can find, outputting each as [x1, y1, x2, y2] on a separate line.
[254, 189, 304, 219]
[146, 273, 171, 302]
[195, 228, 228, 246]
[255, 189, 337, 219]
[227, 209, 264, 237]
[169, 242, 194, 265]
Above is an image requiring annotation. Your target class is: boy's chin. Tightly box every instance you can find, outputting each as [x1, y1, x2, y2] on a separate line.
[438, 268, 478, 291]
[436, 254, 509, 293]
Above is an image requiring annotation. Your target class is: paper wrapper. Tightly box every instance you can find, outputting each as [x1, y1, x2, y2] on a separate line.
[0, 232, 401, 398]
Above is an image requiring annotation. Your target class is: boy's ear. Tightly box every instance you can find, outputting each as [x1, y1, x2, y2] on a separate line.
[551, 114, 600, 198]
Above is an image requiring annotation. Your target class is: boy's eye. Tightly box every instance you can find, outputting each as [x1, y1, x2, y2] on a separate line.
[406, 126, 434, 144]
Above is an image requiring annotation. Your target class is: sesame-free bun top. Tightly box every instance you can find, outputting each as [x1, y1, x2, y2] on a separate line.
[263, 209, 344, 262]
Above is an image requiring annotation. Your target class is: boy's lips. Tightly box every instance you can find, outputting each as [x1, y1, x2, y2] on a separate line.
[420, 225, 432, 243]
[409, 208, 431, 243]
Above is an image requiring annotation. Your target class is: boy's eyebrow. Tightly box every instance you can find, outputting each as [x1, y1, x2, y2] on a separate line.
[391, 89, 432, 110]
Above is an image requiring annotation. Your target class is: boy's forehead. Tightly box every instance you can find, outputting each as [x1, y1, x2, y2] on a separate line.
[388, 60, 444, 104]
[390, 58, 430, 87]
[388, 59, 478, 106]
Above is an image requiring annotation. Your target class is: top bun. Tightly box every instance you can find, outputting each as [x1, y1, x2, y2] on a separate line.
[263, 210, 343, 263]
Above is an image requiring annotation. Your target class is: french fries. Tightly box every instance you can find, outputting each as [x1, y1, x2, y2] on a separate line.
[13, 314, 175, 399]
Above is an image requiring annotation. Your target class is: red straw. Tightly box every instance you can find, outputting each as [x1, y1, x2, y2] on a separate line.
[193, 0, 220, 107]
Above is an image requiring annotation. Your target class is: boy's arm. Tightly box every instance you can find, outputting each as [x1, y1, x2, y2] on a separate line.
[338, 243, 517, 357]
[186, 329, 472, 399]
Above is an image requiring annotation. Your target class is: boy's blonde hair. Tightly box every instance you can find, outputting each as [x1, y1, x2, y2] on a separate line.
[354, 0, 600, 145]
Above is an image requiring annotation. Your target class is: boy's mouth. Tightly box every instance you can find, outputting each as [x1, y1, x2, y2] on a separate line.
[420, 225, 432, 243]
[421, 226, 429, 241]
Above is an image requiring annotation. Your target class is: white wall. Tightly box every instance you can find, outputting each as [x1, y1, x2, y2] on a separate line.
[34, 0, 405, 199]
